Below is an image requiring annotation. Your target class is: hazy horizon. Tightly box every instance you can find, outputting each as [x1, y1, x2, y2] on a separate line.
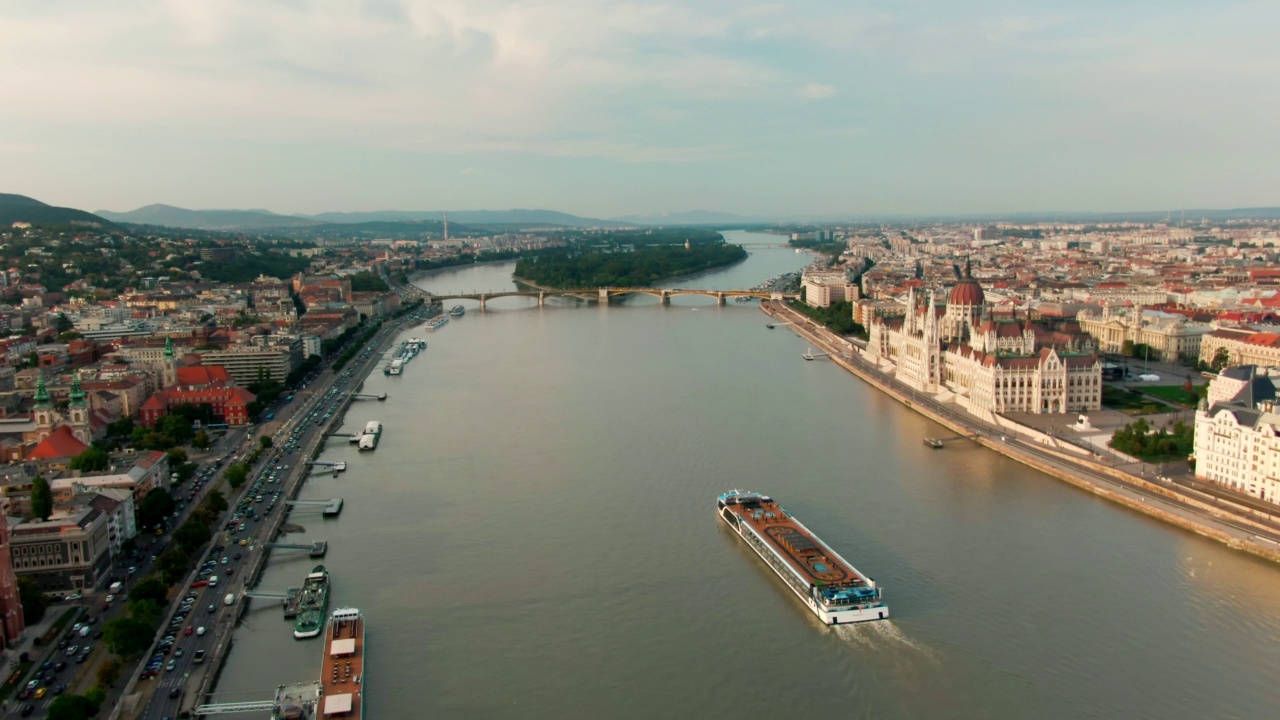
[3, 1, 1278, 218]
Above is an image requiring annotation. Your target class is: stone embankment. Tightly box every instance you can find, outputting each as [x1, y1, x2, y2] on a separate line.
[762, 300, 1280, 565]
[180, 310, 419, 716]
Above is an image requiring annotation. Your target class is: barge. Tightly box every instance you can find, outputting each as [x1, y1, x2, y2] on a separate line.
[717, 490, 888, 625]
[320, 607, 365, 720]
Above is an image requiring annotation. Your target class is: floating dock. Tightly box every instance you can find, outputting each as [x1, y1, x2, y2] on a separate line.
[284, 499, 344, 517]
[265, 540, 329, 558]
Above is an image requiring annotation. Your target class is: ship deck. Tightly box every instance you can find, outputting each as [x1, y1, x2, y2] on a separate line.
[724, 499, 866, 589]
[320, 613, 364, 719]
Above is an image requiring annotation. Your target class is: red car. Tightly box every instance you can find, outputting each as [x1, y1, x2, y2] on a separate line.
[16, 688, 32, 701]
[183, 626, 194, 636]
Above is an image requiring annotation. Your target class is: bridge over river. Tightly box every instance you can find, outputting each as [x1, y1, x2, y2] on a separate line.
[426, 287, 798, 311]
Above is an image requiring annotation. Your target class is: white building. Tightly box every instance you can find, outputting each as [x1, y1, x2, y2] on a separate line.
[802, 269, 859, 309]
[1194, 366, 1280, 504]
[866, 270, 1101, 415]
[1076, 307, 1210, 362]
[1199, 327, 1280, 370]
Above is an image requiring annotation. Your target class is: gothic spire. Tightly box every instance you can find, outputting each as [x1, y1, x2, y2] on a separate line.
[164, 336, 175, 359]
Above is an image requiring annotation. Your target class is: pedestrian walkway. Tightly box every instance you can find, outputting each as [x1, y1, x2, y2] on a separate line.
[2, 602, 75, 671]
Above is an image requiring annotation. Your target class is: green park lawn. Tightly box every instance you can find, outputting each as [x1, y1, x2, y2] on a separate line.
[1102, 385, 1174, 415]
[1140, 384, 1202, 407]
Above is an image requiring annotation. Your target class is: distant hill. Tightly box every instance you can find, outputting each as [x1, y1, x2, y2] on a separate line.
[304, 208, 622, 228]
[0, 193, 111, 227]
[97, 204, 320, 230]
[611, 209, 765, 225]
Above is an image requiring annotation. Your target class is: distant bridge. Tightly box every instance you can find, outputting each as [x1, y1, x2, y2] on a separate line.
[428, 287, 797, 311]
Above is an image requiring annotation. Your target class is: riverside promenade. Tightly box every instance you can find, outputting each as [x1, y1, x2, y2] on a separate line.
[762, 300, 1280, 565]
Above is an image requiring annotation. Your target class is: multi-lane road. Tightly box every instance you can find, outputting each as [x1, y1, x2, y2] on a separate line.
[1, 302, 424, 720]
[139, 307, 424, 720]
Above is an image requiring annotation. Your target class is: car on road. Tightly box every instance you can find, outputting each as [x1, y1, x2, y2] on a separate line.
[34, 687, 46, 700]
[169, 686, 182, 698]
[16, 688, 32, 701]
[19, 704, 33, 717]
[166, 659, 177, 672]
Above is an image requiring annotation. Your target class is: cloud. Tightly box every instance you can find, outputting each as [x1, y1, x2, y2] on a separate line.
[3, 1, 1280, 216]
[799, 83, 836, 99]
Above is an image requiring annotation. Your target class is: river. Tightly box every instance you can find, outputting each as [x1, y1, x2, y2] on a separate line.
[213, 230, 1280, 719]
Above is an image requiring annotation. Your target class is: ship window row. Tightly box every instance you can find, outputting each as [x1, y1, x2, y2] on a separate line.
[742, 528, 811, 593]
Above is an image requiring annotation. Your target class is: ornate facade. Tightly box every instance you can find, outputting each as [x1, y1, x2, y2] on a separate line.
[1194, 367, 1280, 505]
[867, 270, 1102, 415]
[1077, 306, 1209, 361]
[32, 373, 95, 446]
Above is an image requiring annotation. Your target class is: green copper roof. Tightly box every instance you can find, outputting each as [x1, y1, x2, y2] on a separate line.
[69, 371, 85, 406]
[33, 375, 51, 407]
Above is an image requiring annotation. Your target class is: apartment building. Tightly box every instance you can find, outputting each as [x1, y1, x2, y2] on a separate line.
[1194, 366, 1280, 505]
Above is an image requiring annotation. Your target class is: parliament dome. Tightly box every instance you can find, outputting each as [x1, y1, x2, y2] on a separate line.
[949, 258, 985, 307]
[949, 277, 985, 307]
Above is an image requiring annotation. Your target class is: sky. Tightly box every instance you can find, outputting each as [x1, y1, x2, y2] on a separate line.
[2, 0, 1278, 219]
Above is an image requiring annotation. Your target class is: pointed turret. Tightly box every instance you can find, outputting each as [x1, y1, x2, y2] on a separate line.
[164, 336, 175, 359]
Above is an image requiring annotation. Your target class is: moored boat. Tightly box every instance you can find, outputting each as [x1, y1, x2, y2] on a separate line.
[717, 490, 888, 625]
[425, 315, 449, 331]
[449, 305, 465, 316]
[320, 607, 365, 720]
[293, 565, 330, 639]
[358, 421, 382, 451]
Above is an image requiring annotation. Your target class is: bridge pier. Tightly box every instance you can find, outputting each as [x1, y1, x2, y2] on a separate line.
[538, 292, 545, 307]
[598, 287, 610, 304]
[716, 292, 726, 306]
[660, 290, 670, 305]
[479, 294, 487, 312]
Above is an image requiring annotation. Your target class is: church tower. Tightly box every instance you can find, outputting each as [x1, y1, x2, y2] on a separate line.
[33, 374, 54, 441]
[162, 336, 178, 389]
[68, 371, 91, 445]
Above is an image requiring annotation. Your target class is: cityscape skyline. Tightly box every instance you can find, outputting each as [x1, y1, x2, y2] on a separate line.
[3, 1, 1279, 218]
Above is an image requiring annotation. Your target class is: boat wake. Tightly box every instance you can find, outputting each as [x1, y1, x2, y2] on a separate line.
[833, 621, 937, 661]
